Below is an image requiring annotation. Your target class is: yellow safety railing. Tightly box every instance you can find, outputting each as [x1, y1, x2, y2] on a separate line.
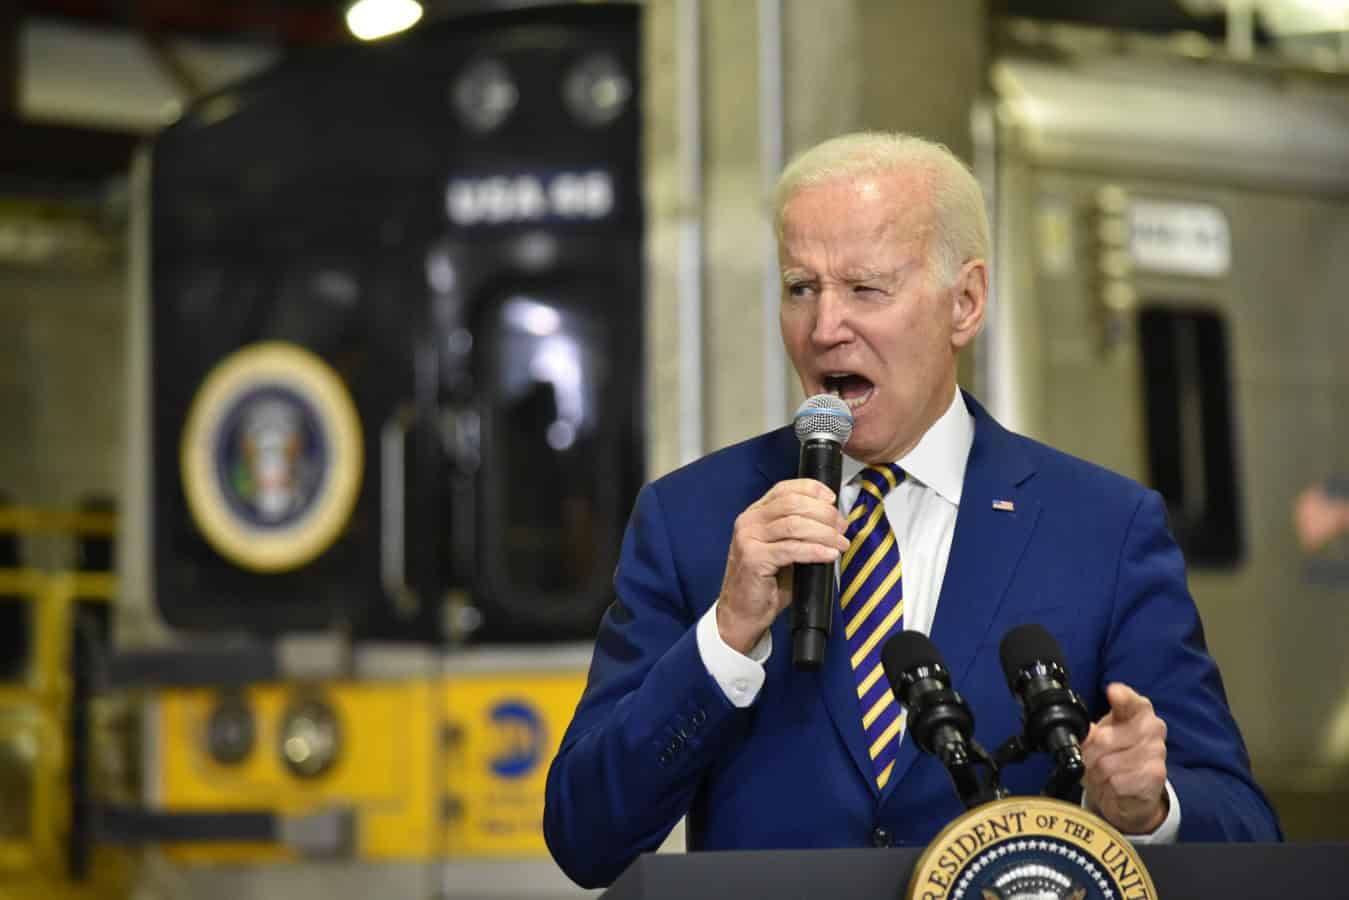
[0, 509, 117, 538]
[0, 570, 115, 874]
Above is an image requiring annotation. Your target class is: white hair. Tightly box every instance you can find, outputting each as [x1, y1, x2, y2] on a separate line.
[773, 131, 990, 286]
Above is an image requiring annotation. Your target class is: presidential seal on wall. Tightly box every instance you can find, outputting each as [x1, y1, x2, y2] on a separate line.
[907, 797, 1157, 900]
[180, 342, 363, 573]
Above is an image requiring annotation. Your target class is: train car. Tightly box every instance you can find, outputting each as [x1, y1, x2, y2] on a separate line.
[110, 4, 642, 898]
[974, 20, 1349, 838]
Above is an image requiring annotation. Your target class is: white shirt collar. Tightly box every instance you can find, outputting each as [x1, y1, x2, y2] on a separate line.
[840, 388, 974, 505]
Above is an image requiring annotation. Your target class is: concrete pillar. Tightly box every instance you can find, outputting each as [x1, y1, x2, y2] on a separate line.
[643, 0, 988, 476]
[0, 3, 17, 119]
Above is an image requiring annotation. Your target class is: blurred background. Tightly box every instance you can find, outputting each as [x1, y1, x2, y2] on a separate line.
[0, 0, 1347, 898]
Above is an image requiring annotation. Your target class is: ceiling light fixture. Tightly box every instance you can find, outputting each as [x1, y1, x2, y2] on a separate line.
[345, 0, 424, 42]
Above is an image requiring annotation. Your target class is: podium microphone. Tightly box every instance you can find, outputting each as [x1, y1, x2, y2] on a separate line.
[790, 394, 852, 671]
[999, 624, 1091, 801]
[882, 631, 1003, 809]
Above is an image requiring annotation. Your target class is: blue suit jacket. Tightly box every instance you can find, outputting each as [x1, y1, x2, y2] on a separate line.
[544, 394, 1280, 888]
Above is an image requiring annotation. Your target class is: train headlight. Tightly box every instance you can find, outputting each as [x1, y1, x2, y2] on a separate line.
[0, 726, 37, 840]
[278, 696, 340, 779]
[205, 692, 255, 766]
[564, 54, 631, 127]
[452, 58, 518, 134]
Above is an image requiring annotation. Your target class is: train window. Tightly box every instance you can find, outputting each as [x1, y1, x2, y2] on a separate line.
[1137, 306, 1243, 568]
[475, 288, 625, 637]
[0, 600, 30, 682]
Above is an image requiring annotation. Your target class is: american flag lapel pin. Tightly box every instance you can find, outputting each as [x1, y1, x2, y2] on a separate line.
[992, 499, 1015, 512]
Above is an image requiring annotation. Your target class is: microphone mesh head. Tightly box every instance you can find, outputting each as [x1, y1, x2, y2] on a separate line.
[881, 630, 945, 684]
[999, 623, 1069, 689]
[793, 394, 853, 445]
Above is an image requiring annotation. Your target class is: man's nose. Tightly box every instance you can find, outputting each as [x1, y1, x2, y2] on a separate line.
[810, 289, 852, 346]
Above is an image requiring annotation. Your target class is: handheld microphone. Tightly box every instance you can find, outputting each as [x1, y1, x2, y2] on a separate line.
[999, 624, 1091, 801]
[790, 394, 852, 670]
[882, 631, 1003, 809]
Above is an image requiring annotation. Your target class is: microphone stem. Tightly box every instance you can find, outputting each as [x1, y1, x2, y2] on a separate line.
[1044, 736, 1085, 802]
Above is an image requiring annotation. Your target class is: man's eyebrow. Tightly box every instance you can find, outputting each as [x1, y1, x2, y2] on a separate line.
[838, 267, 888, 281]
[781, 268, 814, 283]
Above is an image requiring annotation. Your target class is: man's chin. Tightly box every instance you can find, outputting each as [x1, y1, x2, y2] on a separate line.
[844, 436, 889, 465]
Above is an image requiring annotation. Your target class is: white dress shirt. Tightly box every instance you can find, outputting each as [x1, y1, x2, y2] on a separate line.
[694, 386, 1180, 842]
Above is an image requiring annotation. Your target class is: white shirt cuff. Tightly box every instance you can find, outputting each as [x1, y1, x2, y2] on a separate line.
[1127, 780, 1181, 844]
[1083, 779, 1181, 844]
[695, 602, 771, 708]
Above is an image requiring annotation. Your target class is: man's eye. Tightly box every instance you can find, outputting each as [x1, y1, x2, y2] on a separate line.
[787, 283, 813, 298]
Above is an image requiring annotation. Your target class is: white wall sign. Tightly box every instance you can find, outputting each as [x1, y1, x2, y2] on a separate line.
[1128, 200, 1231, 278]
[446, 171, 614, 226]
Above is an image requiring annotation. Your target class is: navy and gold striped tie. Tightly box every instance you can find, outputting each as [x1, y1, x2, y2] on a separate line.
[841, 462, 906, 790]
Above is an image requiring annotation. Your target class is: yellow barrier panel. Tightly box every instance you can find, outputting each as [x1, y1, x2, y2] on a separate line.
[0, 509, 117, 538]
[154, 666, 589, 863]
[442, 670, 587, 856]
[0, 569, 131, 900]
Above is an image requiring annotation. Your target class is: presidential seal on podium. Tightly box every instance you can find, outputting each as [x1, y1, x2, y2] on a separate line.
[907, 797, 1157, 900]
[180, 341, 364, 573]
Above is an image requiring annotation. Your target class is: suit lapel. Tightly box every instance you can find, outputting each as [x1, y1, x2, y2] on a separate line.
[818, 590, 882, 791]
[757, 429, 878, 791]
[881, 393, 1040, 802]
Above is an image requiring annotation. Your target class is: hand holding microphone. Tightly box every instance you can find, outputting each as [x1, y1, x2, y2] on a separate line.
[789, 395, 853, 668]
[713, 395, 851, 658]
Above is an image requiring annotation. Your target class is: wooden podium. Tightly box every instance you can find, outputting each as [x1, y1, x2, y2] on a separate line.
[601, 843, 1349, 899]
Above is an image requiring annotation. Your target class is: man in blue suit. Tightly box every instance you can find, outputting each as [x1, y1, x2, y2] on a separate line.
[544, 132, 1280, 889]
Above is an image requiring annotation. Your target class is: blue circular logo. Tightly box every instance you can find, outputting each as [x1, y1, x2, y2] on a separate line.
[488, 701, 544, 779]
[181, 343, 363, 573]
[214, 385, 329, 530]
[908, 799, 1156, 900]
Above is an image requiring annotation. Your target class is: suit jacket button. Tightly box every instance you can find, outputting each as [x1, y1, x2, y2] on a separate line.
[670, 733, 686, 752]
[691, 708, 707, 727]
[658, 750, 673, 767]
[871, 826, 892, 847]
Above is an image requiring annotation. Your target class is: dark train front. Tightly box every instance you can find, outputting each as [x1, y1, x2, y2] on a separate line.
[116, 3, 642, 890]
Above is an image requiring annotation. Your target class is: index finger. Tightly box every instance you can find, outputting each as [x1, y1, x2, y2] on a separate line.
[1105, 682, 1151, 721]
[773, 478, 838, 506]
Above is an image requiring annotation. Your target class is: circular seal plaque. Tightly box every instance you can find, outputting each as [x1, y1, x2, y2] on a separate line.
[907, 797, 1158, 900]
[180, 342, 363, 573]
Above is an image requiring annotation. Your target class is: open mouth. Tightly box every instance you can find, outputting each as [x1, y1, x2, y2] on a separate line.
[822, 373, 875, 410]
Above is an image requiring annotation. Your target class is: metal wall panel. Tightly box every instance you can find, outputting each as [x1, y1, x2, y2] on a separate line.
[982, 47, 1349, 835]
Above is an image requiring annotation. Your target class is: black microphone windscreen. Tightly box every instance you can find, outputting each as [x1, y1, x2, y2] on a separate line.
[881, 630, 944, 691]
[999, 623, 1069, 689]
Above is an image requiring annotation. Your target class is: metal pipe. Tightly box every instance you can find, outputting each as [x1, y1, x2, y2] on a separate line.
[759, 0, 787, 431]
[970, 100, 1020, 428]
[1227, 0, 1255, 60]
[653, 64, 702, 791]
[677, 0, 704, 465]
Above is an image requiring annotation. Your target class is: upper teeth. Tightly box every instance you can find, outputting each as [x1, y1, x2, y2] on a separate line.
[824, 378, 873, 409]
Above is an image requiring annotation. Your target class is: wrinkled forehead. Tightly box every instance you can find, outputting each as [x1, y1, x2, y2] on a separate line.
[779, 172, 936, 258]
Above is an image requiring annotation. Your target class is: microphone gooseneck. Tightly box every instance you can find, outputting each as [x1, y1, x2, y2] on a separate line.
[789, 394, 853, 671]
[882, 631, 1005, 810]
[998, 623, 1091, 801]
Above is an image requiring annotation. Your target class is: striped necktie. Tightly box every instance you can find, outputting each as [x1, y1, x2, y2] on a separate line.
[840, 462, 906, 790]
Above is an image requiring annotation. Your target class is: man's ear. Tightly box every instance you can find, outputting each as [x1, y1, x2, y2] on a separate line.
[950, 258, 987, 349]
